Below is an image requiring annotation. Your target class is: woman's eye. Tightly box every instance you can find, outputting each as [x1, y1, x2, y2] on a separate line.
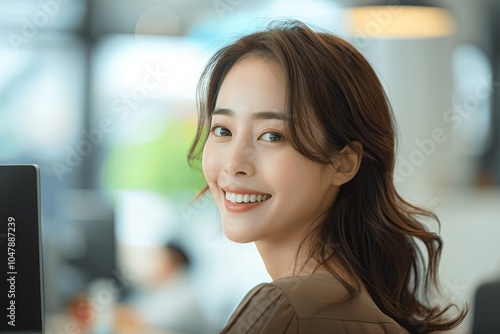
[260, 132, 283, 142]
[211, 126, 231, 137]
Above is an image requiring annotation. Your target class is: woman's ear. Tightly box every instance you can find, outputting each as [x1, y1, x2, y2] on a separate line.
[331, 141, 363, 186]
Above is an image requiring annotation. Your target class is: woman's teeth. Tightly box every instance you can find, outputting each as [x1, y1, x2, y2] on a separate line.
[225, 192, 270, 204]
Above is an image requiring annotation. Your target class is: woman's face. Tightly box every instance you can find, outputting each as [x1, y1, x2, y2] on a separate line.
[202, 56, 339, 245]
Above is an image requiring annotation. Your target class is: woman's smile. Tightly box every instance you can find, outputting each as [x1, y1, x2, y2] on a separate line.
[221, 187, 272, 213]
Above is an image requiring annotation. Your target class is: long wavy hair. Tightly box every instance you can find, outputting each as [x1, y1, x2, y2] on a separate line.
[188, 20, 467, 333]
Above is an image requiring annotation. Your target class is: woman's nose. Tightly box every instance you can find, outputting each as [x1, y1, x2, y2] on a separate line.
[223, 139, 256, 176]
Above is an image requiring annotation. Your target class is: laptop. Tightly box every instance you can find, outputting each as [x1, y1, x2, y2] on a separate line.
[0, 165, 44, 333]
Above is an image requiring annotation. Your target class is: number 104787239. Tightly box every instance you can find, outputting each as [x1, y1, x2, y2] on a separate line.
[7, 217, 16, 272]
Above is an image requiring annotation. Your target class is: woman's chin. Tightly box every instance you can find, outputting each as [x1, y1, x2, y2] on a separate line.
[221, 222, 257, 244]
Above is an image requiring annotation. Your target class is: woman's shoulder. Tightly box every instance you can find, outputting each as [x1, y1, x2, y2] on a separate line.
[219, 281, 299, 333]
[219, 274, 408, 334]
[272, 275, 402, 324]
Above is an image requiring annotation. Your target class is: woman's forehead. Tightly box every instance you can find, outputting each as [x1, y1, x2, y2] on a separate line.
[213, 57, 287, 116]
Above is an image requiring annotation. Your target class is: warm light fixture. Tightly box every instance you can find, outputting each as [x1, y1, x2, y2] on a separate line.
[346, 5, 455, 38]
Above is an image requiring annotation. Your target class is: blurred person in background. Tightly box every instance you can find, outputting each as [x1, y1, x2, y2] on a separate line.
[113, 242, 210, 334]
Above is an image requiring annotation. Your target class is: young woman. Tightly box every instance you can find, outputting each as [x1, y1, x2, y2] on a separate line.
[188, 20, 467, 333]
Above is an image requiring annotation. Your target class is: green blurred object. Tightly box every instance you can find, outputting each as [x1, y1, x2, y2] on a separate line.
[104, 118, 206, 195]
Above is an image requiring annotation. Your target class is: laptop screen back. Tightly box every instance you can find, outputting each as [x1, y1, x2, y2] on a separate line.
[0, 165, 43, 333]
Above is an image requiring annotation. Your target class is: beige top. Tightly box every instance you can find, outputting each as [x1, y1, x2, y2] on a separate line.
[219, 274, 409, 334]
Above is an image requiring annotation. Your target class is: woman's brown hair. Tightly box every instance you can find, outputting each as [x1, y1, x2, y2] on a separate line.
[188, 20, 467, 333]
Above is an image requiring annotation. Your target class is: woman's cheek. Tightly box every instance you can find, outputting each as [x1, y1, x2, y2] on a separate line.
[202, 143, 220, 183]
[201, 144, 212, 181]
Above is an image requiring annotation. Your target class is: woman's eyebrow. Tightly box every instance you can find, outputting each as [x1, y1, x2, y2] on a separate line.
[251, 111, 286, 120]
[211, 108, 234, 117]
[212, 107, 286, 120]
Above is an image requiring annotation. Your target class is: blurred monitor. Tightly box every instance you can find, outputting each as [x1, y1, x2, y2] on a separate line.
[0, 165, 44, 333]
[473, 279, 500, 334]
[58, 190, 116, 301]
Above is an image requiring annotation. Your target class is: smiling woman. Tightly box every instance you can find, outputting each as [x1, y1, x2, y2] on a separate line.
[188, 20, 467, 333]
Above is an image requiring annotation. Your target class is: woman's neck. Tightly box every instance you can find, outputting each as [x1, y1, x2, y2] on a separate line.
[255, 240, 295, 280]
[255, 237, 359, 287]
[255, 235, 323, 280]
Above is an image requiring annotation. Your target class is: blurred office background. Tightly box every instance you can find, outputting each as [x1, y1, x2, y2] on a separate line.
[0, 0, 499, 332]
